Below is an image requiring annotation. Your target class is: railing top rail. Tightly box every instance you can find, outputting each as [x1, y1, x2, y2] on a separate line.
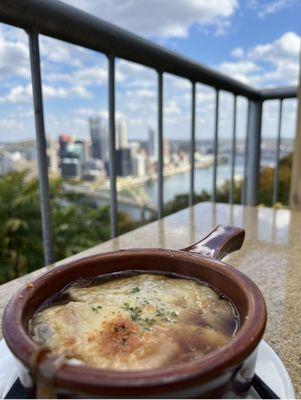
[260, 86, 298, 100]
[0, 0, 297, 101]
[0, 0, 262, 98]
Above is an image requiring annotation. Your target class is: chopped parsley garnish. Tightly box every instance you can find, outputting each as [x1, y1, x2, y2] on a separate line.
[92, 306, 102, 313]
[130, 287, 140, 293]
[144, 318, 156, 325]
[121, 299, 178, 327]
[156, 308, 164, 317]
[122, 303, 142, 321]
[130, 307, 142, 321]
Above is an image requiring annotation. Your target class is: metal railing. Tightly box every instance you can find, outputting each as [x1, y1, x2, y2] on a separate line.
[0, 0, 298, 265]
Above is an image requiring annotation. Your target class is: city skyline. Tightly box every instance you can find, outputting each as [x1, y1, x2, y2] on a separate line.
[0, 1, 299, 143]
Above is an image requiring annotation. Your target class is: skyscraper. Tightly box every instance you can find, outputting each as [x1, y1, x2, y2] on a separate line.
[75, 139, 90, 162]
[148, 126, 157, 158]
[61, 158, 81, 178]
[59, 134, 73, 158]
[116, 119, 128, 149]
[163, 138, 170, 165]
[89, 117, 108, 161]
[116, 148, 132, 176]
[47, 137, 59, 175]
[131, 153, 146, 177]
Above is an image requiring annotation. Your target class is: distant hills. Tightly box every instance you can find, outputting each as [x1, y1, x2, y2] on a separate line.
[0, 140, 36, 152]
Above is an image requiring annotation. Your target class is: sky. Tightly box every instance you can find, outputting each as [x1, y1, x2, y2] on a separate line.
[0, 0, 300, 144]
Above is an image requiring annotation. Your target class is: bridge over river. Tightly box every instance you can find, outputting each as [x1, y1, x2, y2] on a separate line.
[63, 183, 157, 219]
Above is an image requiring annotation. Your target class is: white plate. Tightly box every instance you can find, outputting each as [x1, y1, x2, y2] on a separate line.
[0, 339, 296, 399]
[248, 340, 295, 399]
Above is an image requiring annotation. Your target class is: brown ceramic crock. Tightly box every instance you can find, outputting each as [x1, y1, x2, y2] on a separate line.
[2, 225, 267, 398]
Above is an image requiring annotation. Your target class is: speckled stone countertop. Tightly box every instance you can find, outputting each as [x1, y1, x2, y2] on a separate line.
[1, 202, 300, 397]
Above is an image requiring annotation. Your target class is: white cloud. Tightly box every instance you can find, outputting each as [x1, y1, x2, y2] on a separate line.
[62, 0, 238, 38]
[0, 29, 29, 79]
[128, 117, 144, 125]
[165, 100, 181, 116]
[76, 107, 101, 117]
[218, 31, 300, 87]
[230, 47, 244, 59]
[0, 83, 92, 103]
[40, 37, 85, 67]
[44, 113, 90, 138]
[249, 32, 300, 61]
[165, 75, 190, 90]
[124, 89, 155, 99]
[219, 61, 261, 84]
[0, 118, 23, 132]
[0, 84, 32, 103]
[72, 67, 107, 85]
[248, 0, 300, 18]
[8, 107, 34, 119]
[75, 108, 124, 121]
[64, 85, 92, 98]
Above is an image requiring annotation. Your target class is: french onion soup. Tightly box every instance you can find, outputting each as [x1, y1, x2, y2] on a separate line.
[30, 273, 239, 371]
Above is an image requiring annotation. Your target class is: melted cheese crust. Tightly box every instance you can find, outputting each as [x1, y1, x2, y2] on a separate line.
[31, 274, 238, 371]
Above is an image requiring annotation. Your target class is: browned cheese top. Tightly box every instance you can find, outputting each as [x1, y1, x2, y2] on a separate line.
[31, 274, 238, 371]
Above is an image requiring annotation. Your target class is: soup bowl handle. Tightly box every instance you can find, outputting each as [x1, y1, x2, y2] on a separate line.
[181, 225, 245, 261]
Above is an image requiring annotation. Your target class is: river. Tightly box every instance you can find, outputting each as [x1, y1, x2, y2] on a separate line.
[110, 155, 277, 221]
[119, 158, 246, 221]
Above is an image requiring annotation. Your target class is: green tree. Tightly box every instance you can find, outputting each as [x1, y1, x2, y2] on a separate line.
[0, 170, 43, 282]
[0, 170, 138, 284]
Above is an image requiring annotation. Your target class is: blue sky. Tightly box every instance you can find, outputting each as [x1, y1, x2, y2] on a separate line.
[0, 0, 300, 143]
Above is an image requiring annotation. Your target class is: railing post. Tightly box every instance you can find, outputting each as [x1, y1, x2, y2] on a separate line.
[245, 99, 263, 206]
[28, 31, 54, 265]
[189, 82, 196, 207]
[108, 55, 118, 237]
[212, 89, 219, 202]
[273, 100, 283, 205]
[241, 101, 250, 205]
[289, 52, 301, 209]
[157, 71, 164, 219]
[229, 95, 237, 204]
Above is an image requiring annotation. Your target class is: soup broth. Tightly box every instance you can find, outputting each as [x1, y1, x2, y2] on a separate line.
[30, 273, 239, 371]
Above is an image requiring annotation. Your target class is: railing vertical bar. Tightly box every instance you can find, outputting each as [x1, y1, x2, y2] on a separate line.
[229, 95, 237, 204]
[28, 31, 54, 265]
[273, 99, 283, 205]
[157, 71, 164, 219]
[212, 89, 219, 202]
[108, 55, 118, 237]
[189, 82, 196, 207]
[242, 100, 250, 205]
[245, 99, 262, 206]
